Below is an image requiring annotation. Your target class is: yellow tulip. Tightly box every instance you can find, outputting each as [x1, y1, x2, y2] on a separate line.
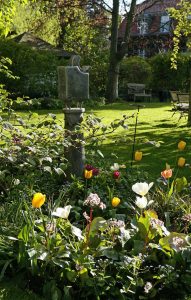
[84, 169, 93, 179]
[178, 157, 186, 167]
[178, 141, 186, 151]
[32, 193, 46, 208]
[134, 150, 143, 161]
[111, 197, 121, 207]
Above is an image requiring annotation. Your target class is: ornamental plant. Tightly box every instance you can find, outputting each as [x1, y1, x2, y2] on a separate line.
[2, 180, 191, 300]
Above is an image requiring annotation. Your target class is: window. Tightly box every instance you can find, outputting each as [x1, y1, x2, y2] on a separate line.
[160, 15, 170, 33]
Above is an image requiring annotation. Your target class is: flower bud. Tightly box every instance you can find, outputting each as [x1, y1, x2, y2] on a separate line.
[85, 164, 93, 171]
[178, 140, 186, 151]
[178, 157, 186, 167]
[84, 169, 93, 179]
[111, 197, 121, 207]
[32, 193, 46, 208]
[134, 150, 143, 161]
[161, 169, 172, 179]
[113, 171, 120, 179]
[92, 168, 99, 176]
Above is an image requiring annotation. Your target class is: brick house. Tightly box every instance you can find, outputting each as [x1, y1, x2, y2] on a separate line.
[118, 0, 187, 57]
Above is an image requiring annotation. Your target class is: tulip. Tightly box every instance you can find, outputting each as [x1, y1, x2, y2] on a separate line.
[92, 167, 99, 176]
[52, 205, 72, 219]
[178, 157, 186, 167]
[178, 140, 186, 151]
[84, 169, 93, 179]
[161, 169, 172, 179]
[134, 150, 143, 161]
[113, 171, 120, 179]
[111, 197, 121, 207]
[135, 196, 147, 209]
[85, 164, 93, 171]
[32, 193, 46, 208]
[110, 163, 120, 171]
[132, 182, 153, 197]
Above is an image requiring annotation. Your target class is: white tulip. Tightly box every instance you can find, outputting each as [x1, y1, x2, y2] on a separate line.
[135, 196, 148, 209]
[110, 163, 120, 171]
[132, 182, 153, 196]
[52, 205, 72, 219]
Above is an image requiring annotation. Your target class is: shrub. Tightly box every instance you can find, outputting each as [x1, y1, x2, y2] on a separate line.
[119, 56, 152, 98]
[0, 38, 67, 99]
[149, 52, 191, 92]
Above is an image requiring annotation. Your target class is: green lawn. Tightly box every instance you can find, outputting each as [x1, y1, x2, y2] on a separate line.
[17, 102, 191, 180]
[90, 102, 191, 179]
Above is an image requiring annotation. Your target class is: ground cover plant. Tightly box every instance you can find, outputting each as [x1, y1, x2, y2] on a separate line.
[1, 102, 191, 299]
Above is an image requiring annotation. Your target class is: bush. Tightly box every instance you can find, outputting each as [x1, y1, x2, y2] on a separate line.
[119, 56, 152, 98]
[0, 38, 67, 99]
[149, 52, 191, 92]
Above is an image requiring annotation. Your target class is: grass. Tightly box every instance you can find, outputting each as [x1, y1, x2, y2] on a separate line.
[16, 102, 191, 180]
[90, 102, 191, 179]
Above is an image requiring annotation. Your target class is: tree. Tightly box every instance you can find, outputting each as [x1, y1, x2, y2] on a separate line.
[169, 0, 191, 126]
[0, 0, 35, 37]
[101, 0, 166, 102]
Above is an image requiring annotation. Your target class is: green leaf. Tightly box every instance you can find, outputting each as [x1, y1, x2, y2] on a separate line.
[18, 224, 30, 244]
[89, 217, 107, 237]
[168, 180, 174, 197]
[66, 270, 77, 282]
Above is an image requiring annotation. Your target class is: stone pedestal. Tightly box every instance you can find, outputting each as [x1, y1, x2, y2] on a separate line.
[63, 108, 85, 178]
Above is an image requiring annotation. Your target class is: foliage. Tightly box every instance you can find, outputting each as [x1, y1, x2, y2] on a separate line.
[119, 56, 152, 97]
[2, 170, 191, 299]
[149, 52, 191, 91]
[1, 101, 191, 298]
[0, 39, 67, 99]
[168, 0, 191, 69]
[12, 0, 61, 46]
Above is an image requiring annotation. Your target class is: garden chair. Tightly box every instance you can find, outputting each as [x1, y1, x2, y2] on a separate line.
[177, 92, 189, 120]
[170, 91, 179, 116]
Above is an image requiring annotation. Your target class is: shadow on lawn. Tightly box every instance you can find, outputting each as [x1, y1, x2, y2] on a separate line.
[93, 102, 171, 111]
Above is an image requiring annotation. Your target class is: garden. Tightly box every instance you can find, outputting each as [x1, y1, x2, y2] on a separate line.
[1, 0, 191, 299]
[1, 98, 191, 300]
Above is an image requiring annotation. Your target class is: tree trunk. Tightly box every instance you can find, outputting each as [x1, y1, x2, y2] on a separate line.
[105, 0, 119, 102]
[187, 68, 191, 126]
[105, 0, 137, 102]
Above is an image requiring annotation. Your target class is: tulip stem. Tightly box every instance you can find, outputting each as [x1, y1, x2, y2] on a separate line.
[86, 207, 93, 245]
[131, 106, 140, 167]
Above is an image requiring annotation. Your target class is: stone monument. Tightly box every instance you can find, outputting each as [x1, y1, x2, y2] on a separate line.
[58, 55, 88, 178]
[58, 55, 89, 106]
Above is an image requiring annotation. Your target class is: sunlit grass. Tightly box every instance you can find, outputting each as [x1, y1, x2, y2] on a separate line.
[16, 102, 191, 179]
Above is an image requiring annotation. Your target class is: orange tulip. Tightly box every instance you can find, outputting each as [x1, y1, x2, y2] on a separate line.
[32, 193, 46, 208]
[178, 157, 186, 167]
[178, 140, 186, 151]
[84, 169, 93, 179]
[134, 150, 143, 161]
[111, 197, 121, 207]
[161, 169, 172, 179]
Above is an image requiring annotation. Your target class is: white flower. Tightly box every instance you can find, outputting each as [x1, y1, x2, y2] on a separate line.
[13, 179, 20, 185]
[110, 163, 119, 171]
[132, 182, 153, 196]
[144, 282, 152, 294]
[52, 205, 72, 219]
[135, 196, 147, 209]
